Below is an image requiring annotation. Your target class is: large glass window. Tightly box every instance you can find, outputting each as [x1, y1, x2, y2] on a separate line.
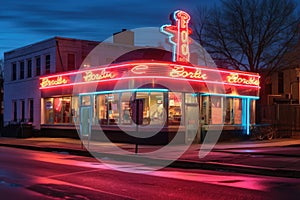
[203, 96, 243, 125]
[233, 98, 242, 124]
[71, 96, 79, 124]
[120, 92, 132, 125]
[97, 95, 107, 125]
[137, 92, 165, 125]
[107, 93, 119, 125]
[211, 96, 223, 124]
[223, 98, 233, 125]
[44, 97, 72, 124]
[201, 96, 209, 125]
[168, 92, 182, 125]
[96, 94, 119, 125]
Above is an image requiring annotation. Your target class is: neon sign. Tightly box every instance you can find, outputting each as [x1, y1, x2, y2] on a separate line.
[40, 76, 68, 88]
[39, 61, 260, 96]
[170, 65, 207, 80]
[227, 73, 259, 86]
[160, 10, 192, 62]
[83, 70, 116, 82]
[131, 65, 148, 74]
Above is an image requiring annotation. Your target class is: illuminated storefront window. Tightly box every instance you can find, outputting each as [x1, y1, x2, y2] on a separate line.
[201, 96, 246, 125]
[107, 93, 120, 125]
[120, 92, 132, 125]
[44, 97, 72, 124]
[223, 98, 233, 125]
[96, 94, 120, 125]
[233, 98, 242, 124]
[136, 92, 165, 125]
[168, 92, 182, 125]
[71, 96, 79, 124]
[211, 96, 223, 124]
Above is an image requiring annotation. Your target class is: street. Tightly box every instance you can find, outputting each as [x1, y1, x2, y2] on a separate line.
[1, 146, 300, 200]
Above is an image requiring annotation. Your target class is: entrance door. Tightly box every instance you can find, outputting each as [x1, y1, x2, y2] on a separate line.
[80, 106, 91, 138]
[185, 104, 199, 143]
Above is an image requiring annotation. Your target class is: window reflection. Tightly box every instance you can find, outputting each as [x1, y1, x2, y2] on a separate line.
[44, 97, 72, 124]
[169, 92, 182, 125]
[136, 92, 165, 125]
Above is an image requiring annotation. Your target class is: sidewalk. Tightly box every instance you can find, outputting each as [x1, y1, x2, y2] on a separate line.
[0, 136, 300, 178]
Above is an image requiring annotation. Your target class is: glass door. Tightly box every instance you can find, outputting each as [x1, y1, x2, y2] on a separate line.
[185, 105, 199, 144]
[80, 106, 91, 137]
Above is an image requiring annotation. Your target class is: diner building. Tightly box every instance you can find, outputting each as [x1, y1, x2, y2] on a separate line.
[3, 10, 260, 143]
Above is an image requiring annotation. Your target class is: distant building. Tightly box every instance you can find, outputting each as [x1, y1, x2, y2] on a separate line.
[3, 32, 136, 131]
[261, 67, 300, 105]
[258, 34, 300, 106]
[258, 41, 300, 137]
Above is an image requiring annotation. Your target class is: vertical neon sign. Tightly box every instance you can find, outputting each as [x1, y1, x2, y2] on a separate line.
[160, 10, 192, 62]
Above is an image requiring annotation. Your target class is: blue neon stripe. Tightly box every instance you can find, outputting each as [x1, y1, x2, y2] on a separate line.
[78, 88, 169, 96]
[246, 98, 250, 135]
[201, 93, 259, 100]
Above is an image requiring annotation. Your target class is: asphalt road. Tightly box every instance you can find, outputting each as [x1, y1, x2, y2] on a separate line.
[0, 146, 300, 200]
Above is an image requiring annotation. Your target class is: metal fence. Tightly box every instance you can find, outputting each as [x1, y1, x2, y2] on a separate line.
[258, 104, 300, 138]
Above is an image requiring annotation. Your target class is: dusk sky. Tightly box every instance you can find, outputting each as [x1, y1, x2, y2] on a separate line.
[0, 0, 220, 58]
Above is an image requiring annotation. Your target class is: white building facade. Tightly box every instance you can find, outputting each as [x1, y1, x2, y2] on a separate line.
[4, 37, 100, 129]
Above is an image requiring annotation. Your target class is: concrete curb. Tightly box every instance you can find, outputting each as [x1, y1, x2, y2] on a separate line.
[1, 143, 300, 179]
[213, 149, 300, 158]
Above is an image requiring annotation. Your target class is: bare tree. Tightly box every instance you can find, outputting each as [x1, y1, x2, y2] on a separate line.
[192, 0, 300, 74]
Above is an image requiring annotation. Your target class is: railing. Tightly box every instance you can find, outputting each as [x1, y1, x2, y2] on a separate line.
[258, 104, 300, 138]
[250, 124, 277, 140]
[2, 119, 33, 138]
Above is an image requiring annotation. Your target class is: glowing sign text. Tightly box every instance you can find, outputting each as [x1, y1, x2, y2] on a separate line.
[40, 76, 68, 88]
[83, 70, 116, 82]
[227, 73, 259, 86]
[161, 10, 192, 62]
[170, 66, 207, 80]
[131, 65, 148, 74]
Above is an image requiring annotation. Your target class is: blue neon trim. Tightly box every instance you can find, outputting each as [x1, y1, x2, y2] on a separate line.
[160, 25, 177, 62]
[246, 98, 250, 135]
[78, 88, 169, 96]
[200, 93, 259, 100]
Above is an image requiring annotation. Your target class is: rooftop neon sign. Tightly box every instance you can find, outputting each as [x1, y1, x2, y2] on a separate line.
[160, 10, 192, 63]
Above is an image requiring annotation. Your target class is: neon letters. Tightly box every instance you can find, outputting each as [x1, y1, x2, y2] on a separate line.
[40, 76, 68, 88]
[131, 65, 148, 74]
[170, 65, 207, 80]
[226, 73, 259, 86]
[39, 62, 260, 89]
[83, 70, 116, 82]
